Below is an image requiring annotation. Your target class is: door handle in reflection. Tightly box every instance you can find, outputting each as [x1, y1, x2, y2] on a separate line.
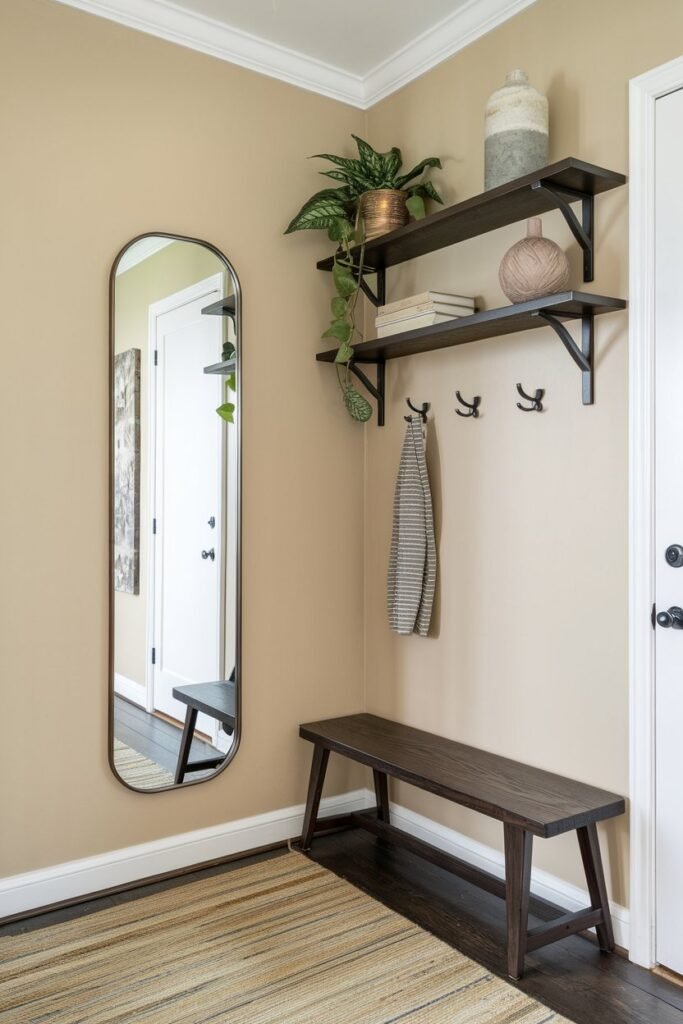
[201, 548, 215, 561]
[656, 605, 683, 629]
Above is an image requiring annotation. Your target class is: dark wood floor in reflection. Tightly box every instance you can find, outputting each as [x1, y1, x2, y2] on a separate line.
[114, 695, 220, 774]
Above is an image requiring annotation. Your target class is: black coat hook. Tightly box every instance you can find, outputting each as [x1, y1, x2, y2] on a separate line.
[405, 398, 430, 423]
[455, 391, 481, 418]
[516, 383, 544, 412]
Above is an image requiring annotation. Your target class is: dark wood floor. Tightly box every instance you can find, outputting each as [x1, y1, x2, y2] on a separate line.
[114, 695, 221, 774]
[3, 829, 683, 1024]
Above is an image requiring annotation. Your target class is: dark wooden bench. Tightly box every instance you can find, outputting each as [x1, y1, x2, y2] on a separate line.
[298, 713, 625, 979]
[172, 680, 236, 784]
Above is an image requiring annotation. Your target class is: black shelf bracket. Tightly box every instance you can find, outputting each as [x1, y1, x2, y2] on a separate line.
[357, 266, 386, 308]
[531, 181, 594, 282]
[349, 359, 386, 425]
[534, 310, 594, 405]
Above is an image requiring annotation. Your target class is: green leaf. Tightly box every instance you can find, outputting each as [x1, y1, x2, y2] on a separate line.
[352, 135, 385, 187]
[335, 341, 354, 363]
[405, 194, 426, 220]
[216, 402, 235, 423]
[319, 169, 367, 196]
[319, 168, 358, 186]
[407, 180, 444, 205]
[327, 217, 354, 243]
[332, 261, 357, 297]
[322, 319, 352, 343]
[381, 146, 402, 185]
[394, 156, 442, 189]
[284, 188, 352, 233]
[311, 153, 365, 176]
[331, 296, 348, 317]
[226, 372, 236, 391]
[343, 384, 372, 422]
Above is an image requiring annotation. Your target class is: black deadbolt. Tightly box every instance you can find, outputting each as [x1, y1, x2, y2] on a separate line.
[657, 606, 683, 629]
[666, 544, 683, 568]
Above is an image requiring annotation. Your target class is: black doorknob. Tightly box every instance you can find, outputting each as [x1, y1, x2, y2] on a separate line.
[666, 544, 683, 568]
[201, 548, 215, 561]
[656, 605, 683, 629]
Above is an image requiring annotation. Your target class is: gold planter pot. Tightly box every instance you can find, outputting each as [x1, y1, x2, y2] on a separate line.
[358, 189, 409, 240]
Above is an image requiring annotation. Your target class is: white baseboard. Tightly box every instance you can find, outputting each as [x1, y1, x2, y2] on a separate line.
[0, 788, 372, 920]
[381, 794, 630, 952]
[0, 786, 629, 952]
[114, 672, 146, 706]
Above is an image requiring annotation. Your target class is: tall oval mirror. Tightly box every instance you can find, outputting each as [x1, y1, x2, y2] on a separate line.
[109, 233, 240, 791]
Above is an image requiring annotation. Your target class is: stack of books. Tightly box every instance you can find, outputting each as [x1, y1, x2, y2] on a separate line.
[375, 291, 476, 338]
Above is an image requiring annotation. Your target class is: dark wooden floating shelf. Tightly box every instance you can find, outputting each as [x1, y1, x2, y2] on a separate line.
[201, 295, 236, 317]
[314, 158, 627, 422]
[204, 358, 236, 375]
[317, 158, 625, 275]
[316, 292, 625, 364]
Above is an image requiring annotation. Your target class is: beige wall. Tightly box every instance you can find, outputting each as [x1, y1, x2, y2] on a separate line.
[0, 0, 366, 876]
[364, 0, 683, 908]
[114, 240, 227, 689]
[3, 0, 682, 913]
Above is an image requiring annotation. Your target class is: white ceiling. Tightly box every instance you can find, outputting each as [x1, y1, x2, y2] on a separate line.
[165, 0, 470, 76]
[53, 0, 537, 107]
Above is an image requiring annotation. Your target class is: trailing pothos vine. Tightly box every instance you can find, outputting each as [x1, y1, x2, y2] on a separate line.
[216, 370, 236, 424]
[325, 217, 372, 421]
[285, 135, 443, 423]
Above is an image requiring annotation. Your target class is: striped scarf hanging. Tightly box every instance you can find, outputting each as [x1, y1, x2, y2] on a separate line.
[387, 416, 436, 636]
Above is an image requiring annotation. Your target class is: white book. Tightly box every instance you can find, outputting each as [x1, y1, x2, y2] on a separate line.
[377, 312, 460, 338]
[379, 291, 475, 316]
[376, 301, 475, 325]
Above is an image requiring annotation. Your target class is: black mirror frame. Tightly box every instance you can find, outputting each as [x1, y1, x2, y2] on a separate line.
[108, 232, 242, 793]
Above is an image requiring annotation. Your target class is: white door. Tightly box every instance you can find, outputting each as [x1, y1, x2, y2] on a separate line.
[654, 85, 683, 976]
[151, 278, 225, 737]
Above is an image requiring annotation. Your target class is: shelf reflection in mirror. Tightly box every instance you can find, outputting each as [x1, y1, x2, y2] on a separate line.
[110, 233, 240, 791]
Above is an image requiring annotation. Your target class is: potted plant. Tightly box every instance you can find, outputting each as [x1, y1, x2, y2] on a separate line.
[285, 135, 443, 239]
[285, 136, 443, 421]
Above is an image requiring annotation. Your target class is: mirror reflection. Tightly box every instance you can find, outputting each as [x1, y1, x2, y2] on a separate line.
[111, 234, 240, 791]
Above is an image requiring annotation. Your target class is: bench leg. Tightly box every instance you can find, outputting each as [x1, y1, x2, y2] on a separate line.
[174, 706, 198, 785]
[504, 824, 533, 980]
[577, 823, 615, 951]
[300, 745, 329, 851]
[373, 770, 390, 823]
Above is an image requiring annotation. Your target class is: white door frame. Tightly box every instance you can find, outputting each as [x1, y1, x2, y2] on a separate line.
[145, 272, 226, 731]
[629, 54, 683, 969]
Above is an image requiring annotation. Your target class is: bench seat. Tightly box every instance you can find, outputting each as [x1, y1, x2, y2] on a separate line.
[300, 714, 624, 838]
[298, 713, 625, 979]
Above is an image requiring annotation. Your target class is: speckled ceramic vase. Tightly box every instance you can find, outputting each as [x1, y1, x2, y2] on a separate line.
[485, 70, 548, 190]
[499, 217, 570, 303]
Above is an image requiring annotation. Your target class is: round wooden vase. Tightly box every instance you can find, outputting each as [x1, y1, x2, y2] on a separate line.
[359, 189, 408, 240]
[499, 217, 570, 303]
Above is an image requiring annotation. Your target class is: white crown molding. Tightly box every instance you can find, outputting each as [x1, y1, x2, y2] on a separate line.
[363, 0, 538, 106]
[52, 0, 537, 109]
[51, 0, 365, 107]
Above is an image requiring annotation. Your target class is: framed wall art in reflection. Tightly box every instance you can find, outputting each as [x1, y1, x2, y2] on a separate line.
[114, 347, 140, 594]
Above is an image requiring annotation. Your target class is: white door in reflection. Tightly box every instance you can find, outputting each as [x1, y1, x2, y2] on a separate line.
[150, 275, 225, 740]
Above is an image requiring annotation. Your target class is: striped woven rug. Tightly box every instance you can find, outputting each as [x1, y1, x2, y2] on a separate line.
[0, 853, 570, 1023]
[113, 739, 174, 788]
